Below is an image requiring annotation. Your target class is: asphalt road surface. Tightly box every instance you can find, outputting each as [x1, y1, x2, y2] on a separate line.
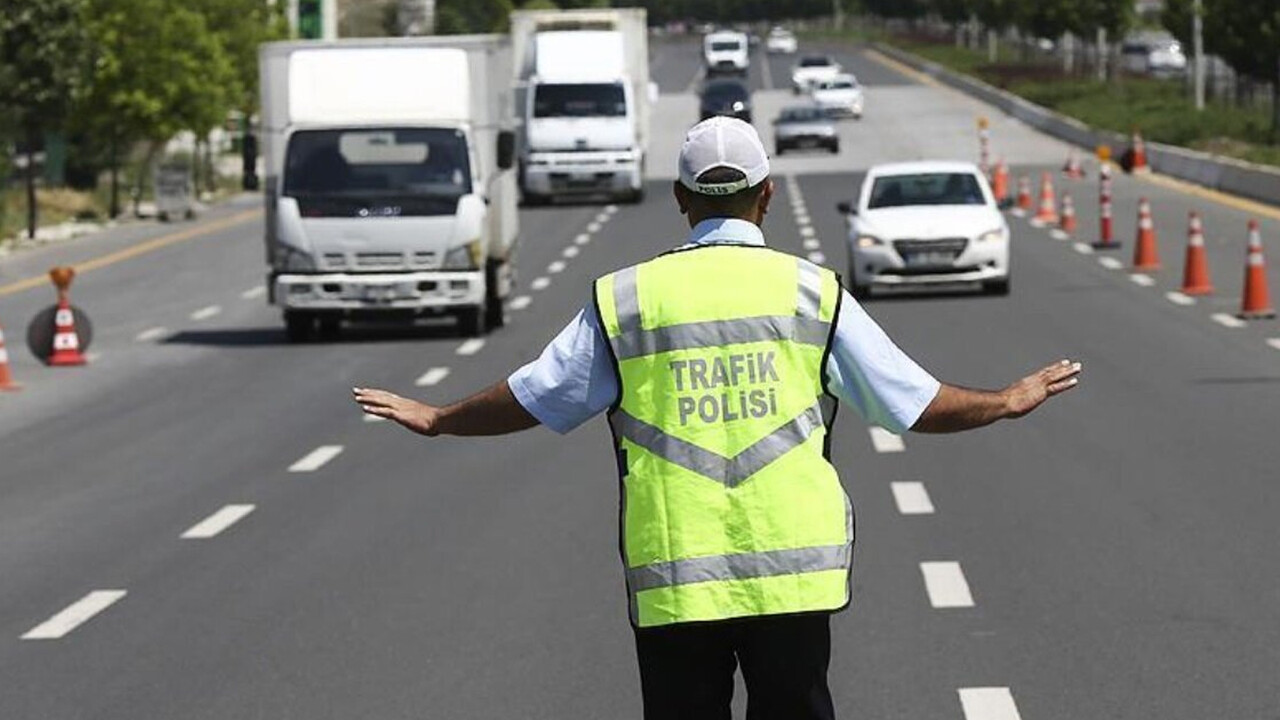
[2, 37, 1279, 720]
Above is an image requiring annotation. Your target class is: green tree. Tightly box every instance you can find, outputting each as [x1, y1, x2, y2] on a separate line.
[0, 0, 91, 239]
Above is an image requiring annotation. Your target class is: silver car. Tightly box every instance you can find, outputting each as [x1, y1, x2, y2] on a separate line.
[773, 105, 838, 156]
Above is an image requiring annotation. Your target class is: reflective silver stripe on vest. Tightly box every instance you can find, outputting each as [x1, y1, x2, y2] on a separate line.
[611, 403, 825, 488]
[628, 543, 851, 593]
[607, 255, 830, 360]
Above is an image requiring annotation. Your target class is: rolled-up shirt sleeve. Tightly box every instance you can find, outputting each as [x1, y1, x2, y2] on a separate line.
[824, 291, 941, 434]
[507, 304, 619, 434]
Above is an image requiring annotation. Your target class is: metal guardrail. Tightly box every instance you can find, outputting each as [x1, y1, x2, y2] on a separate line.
[875, 43, 1280, 208]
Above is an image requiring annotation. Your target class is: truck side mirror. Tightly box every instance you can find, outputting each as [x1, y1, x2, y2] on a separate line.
[837, 201, 856, 215]
[497, 130, 516, 170]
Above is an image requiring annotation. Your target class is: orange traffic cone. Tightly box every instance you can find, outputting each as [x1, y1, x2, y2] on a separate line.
[1034, 172, 1059, 224]
[0, 323, 19, 391]
[1132, 198, 1160, 271]
[992, 159, 1009, 205]
[1016, 176, 1032, 212]
[1129, 129, 1150, 174]
[1180, 212, 1214, 296]
[48, 267, 87, 367]
[1059, 193, 1077, 234]
[1062, 149, 1085, 179]
[1239, 220, 1275, 319]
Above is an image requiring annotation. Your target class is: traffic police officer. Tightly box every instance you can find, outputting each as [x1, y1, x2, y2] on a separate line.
[354, 117, 1082, 719]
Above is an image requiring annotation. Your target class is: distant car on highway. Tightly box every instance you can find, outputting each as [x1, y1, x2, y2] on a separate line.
[773, 105, 838, 156]
[791, 54, 841, 94]
[810, 74, 863, 119]
[838, 161, 1010, 298]
[703, 30, 749, 76]
[699, 78, 752, 123]
[765, 27, 797, 54]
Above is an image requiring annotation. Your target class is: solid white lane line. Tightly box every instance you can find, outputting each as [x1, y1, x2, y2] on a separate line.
[531, 276, 551, 291]
[1050, 229, 1069, 240]
[868, 427, 905, 453]
[890, 482, 935, 515]
[181, 504, 255, 539]
[548, 260, 567, 274]
[575, 233, 591, 246]
[22, 590, 127, 640]
[1098, 257, 1124, 270]
[587, 221, 602, 233]
[1267, 338, 1280, 351]
[1129, 273, 1155, 286]
[415, 367, 450, 387]
[799, 226, 816, 238]
[190, 305, 222, 321]
[135, 326, 168, 342]
[1072, 242, 1094, 255]
[288, 445, 344, 473]
[920, 561, 975, 608]
[1212, 312, 1246, 328]
[803, 238, 822, 251]
[456, 338, 485, 356]
[958, 687, 1022, 720]
[563, 246, 580, 258]
[241, 285, 266, 300]
[1166, 291, 1196, 306]
[509, 295, 533, 311]
[807, 251, 827, 265]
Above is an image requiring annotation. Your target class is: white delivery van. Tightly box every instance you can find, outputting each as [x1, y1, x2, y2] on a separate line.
[511, 8, 654, 204]
[259, 36, 519, 340]
[704, 30, 749, 76]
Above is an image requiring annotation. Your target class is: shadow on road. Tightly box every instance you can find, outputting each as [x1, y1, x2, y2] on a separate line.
[163, 322, 468, 347]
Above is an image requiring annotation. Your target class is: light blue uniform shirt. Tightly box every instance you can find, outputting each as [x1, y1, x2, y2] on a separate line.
[509, 218, 941, 435]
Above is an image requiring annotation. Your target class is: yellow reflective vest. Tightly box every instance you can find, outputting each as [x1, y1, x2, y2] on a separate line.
[594, 243, 853, 628]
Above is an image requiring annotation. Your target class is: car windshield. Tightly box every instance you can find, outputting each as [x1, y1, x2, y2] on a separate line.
[825, 79, 857, 90]
[780, 107, 823, 122]
[283, 128, 471, 216]
[800, 56, 832, 68]
[868, 173, 986, 209]
[533, 83, 627, 118]
[711, 40, 741, 51]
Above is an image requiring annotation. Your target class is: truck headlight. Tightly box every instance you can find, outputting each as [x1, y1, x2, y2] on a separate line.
[275, 244, 316, 272]
[443, 239, 483, 270]
[977, 228, 1006, 243]
[856, 235, 884, 249]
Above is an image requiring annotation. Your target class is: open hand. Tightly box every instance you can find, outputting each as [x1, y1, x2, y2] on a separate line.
[1002, 360, 1082, 419]
[353, 387, 441, 435]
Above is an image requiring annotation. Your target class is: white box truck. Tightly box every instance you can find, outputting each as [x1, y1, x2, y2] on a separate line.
[511, 8, 654, 204]
[259, 36, 519, 340]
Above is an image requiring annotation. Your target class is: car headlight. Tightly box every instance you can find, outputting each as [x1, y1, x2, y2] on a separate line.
[856, 235, 884, 249]
[275, 244, 316, 272]
[443, 239, 483, 270]
[976, 228, 1006, 243]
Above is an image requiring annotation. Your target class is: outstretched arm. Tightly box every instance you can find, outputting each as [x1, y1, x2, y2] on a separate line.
[353, 381, 539, 437]
[911, 360, 1082, 434]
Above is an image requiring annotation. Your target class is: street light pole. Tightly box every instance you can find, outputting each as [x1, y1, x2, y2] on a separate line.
[1193, 0, 1205, 111]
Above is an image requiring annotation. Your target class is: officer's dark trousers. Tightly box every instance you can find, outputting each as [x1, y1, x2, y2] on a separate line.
[632, 612, 836, 720]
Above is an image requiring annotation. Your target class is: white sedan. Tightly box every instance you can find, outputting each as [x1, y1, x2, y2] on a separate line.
[811, 74, 863, 119]
[791, 55, 841, 94]
[765, 28, 797, 54]
[839, 161, 1010, 298]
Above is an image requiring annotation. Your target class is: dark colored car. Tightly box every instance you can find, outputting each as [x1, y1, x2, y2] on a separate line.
[699, 79, 753, 124]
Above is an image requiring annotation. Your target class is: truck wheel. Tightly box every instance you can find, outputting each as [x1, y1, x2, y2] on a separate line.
[284, 311, 315, 343]
[458, 307, 488, 338]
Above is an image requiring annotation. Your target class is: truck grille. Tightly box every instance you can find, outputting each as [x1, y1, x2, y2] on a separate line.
[355, 252, 405, 268]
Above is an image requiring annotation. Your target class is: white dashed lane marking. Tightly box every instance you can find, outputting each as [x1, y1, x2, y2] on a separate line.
[181, 504, 255, 539]
[288, 445, 344, 473]
[456, 338, 486, 356]
[868, 427, 905, 453]
[807, 251, 827, 265]
[1267, 338, 1280, 351]
[795, 213, 811, 225]
[1072, 242, 1094, 255]
[531, 277, 551, 291]
[799, 226, 816, 238]
[241, 285, 266, 300]
[548, 261, 567, 274]
[605, 204, 618, 215]
[509, 295, 533, 311]
[890, 482, 935, 515]
[1050, 229, 1069, 240]
[190, 305, 222, 321]
[575, 233, 591, 246]
[1165, 291, 1196, 306]
[1129, 273, 1155, 286]
[1097, 257, 1124, 270]
[594, 212, 610, 224]
[22, 590, 127, 640]
[587, 222, 602, 233]
[1211, 313, 1246, 328]
[563, 246, 580, 258]
[920, 561, 975, 608]
[135, 326, 168, 342]
[803, 238, 822, 251]
[415, 367, 450, 387]
[958, 687, 1022, 720]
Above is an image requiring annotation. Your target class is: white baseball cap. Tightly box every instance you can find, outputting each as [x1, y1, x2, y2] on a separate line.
[677, 116, 770, 196]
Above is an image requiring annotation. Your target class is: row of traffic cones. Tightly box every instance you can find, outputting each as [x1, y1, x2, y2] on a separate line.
[0, 267, 90, 392]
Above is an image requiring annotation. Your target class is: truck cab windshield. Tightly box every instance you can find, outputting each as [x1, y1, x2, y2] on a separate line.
[533, 83, 627, 118]
[283, 128, 472, 217]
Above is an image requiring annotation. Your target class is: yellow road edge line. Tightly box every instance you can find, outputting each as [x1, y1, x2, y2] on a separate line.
[864, 47, 1280, 222]
[0, 209, 262, 298]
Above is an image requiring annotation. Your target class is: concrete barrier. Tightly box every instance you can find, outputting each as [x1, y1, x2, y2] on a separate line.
[875, 43, 1280, 208]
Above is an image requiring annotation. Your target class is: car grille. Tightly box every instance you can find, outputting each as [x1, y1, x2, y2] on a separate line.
[893, 238, 968, 255]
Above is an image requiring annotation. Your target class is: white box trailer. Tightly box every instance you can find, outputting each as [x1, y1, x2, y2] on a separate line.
[510, 8, 654, 204]
[259, 35, 519, 340]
